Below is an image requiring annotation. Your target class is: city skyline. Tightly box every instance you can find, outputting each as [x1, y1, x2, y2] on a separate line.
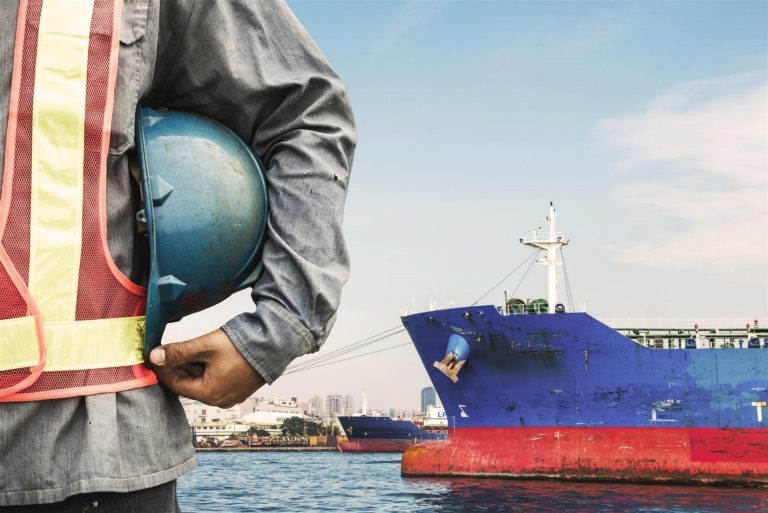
[181, 390, 432, 428]
[163, 1, 767, 412]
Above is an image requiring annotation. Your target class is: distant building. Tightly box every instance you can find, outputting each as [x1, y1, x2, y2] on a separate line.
[193, 422, 249, 443]
[342, 395, 355, 416]
[309, 395, 324, 418]
[389, 408, 420, 420]
[326, 394, 343, 418]
[182, 394, 303, 430]
[361, 390, 368, 415]
[296, 400, 311, 416]
[240, 410, 305, 435]
[423, 405, 448, 428]
[181, 397, 239, 425]
[421, 386, 439, 413]
[236, 397, 258, 419]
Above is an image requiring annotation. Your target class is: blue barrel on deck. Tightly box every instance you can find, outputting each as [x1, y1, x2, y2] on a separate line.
[685, 339, 696, 349]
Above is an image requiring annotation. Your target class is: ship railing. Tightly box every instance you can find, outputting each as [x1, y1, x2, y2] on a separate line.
[604, 317, 758, 330]
[613, 324, 768, 350]
[500, 302, 576, 316]
[522, 231, 567, 244]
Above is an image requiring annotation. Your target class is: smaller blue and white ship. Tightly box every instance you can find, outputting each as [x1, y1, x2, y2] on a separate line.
[337, 406, 447, 453]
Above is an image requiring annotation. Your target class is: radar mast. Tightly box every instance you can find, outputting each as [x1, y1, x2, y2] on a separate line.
[520, 203, 569, 313]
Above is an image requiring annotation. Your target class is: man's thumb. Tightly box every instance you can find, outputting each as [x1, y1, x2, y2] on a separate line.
[149, 347, 166, 366]
[149, 339, 206, 367]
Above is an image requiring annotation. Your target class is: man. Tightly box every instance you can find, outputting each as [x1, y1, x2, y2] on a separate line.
[0, 1, 355, 511]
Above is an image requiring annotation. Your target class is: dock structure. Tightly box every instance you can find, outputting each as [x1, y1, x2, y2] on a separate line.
[196, 446, 338, 453]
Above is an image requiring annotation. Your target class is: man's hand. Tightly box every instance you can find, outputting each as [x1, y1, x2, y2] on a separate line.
[149, 329, 266, 408]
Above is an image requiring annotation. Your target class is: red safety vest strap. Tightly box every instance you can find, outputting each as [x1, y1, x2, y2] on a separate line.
[0, 0, 157, 401]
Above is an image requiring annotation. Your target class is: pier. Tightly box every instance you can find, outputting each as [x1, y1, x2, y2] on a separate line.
[196, 446, 338, 453]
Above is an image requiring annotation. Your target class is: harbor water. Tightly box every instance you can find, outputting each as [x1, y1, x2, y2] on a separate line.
[178, 452, 768, 512]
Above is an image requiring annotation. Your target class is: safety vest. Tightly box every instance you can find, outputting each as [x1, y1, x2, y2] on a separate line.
[0, 0, 156, 401]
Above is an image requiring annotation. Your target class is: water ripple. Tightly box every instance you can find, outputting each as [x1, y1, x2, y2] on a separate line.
[177, 452, 768, 513]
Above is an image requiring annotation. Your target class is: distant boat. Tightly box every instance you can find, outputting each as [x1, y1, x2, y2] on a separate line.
[337, 411, 447, 453]
[401, 204, 768, 485]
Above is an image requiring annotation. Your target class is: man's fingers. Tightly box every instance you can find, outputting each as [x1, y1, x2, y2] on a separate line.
[155, 362, 205, 379]
[155, 365, 232, 407]
[149, 337, 210, 367]
[150, 328, 265, 407]
[154, 367, 207, 401]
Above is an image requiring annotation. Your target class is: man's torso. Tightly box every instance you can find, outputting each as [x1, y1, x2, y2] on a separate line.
[0, 1, 196, 505]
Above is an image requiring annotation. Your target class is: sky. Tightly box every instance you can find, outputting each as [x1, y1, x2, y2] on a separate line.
[165, 1, 768, 412]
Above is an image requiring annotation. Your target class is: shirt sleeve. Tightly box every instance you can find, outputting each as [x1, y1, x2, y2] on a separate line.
[145, 0, 356, 383]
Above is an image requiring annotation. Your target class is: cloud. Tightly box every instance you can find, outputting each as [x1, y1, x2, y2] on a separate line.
[597, 72, 767, 278]
[371, 1, 446, 59]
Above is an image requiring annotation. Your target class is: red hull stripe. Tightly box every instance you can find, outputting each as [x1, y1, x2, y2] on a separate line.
[401, 427, 768, 485]
[338, 439, 442, 453]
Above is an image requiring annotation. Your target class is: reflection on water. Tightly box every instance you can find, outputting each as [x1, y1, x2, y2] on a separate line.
[177, 452, 768, 513]
[412, 477, 768, 513]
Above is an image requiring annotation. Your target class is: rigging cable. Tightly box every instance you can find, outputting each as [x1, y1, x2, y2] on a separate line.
[285, 326, 405, 373]
[287, 325, 403, 369]
[507, 249, 541, 300]
[287, 250, 543, 375]
[559, 248, 575, 311]
[471, 249, 541, 306]
[283, 342, 413, 375]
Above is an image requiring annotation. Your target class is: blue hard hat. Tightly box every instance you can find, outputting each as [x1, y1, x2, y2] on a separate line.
[135, 107, 268, 361]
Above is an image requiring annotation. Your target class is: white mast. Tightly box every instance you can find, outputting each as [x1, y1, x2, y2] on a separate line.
[361, 389, 368, 416]
[520, 203, 569, 313]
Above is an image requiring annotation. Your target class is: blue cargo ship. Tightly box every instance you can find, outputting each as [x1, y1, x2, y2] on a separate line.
[337, 415, 446, 453]
[401, 205, 768, 484]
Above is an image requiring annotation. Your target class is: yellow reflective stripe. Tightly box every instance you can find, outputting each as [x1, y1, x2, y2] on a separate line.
[28, 0, 94, 322]
[0, 316, 145, 372]
[44, 316, 145, 371]
[0, 317, 39, 372]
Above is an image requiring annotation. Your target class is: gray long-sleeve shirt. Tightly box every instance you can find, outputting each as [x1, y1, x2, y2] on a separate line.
[0, 0, 355, 505]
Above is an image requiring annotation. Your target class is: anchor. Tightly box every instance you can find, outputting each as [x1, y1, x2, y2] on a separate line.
[433, 334, 470, 383]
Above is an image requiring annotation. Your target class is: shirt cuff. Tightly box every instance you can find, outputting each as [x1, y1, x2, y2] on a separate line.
[221, 300, 315, 384]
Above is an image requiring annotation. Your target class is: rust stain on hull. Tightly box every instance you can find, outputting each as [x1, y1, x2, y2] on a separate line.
[401, 427, 768, 486]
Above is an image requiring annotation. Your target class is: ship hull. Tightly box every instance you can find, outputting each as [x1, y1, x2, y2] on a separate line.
[402, 426, 768, 485]
[339, 438, 437, 453]
[337, 415, 446, 453]
[401, 306, 768, 484]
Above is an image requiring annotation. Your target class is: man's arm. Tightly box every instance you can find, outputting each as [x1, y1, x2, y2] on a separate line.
[144, 0, 356, 406]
